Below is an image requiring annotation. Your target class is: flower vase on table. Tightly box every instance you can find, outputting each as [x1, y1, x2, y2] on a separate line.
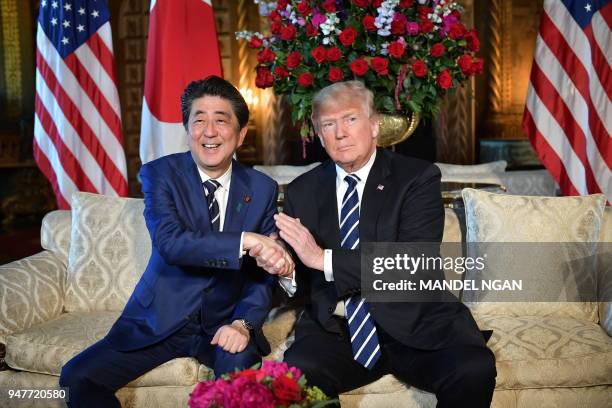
[236, 0, 483, 146]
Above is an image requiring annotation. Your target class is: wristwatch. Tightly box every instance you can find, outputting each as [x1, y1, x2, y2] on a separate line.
[239, 319, 253, 331]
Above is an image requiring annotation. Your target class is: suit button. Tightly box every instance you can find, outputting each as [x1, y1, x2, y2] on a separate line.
[328, 307, 334, 313]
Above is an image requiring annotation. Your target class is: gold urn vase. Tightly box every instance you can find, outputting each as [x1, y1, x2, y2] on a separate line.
[376, 112, 421, 148]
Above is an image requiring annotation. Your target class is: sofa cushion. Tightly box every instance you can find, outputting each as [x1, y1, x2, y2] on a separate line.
[435, 160, 507, 176]
[4, 311, 199, 387]
[40, 210, 72, 263]
[461, 190, 606, 322]
[477, 314, 612, 389]
[66, 192, 151, 312]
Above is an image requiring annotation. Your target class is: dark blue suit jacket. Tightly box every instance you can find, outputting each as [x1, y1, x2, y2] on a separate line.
[106, 152, 278, 352]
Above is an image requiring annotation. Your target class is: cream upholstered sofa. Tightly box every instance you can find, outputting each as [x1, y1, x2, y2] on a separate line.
[1, 191, 610, 407]
[0, 192, 296, 408]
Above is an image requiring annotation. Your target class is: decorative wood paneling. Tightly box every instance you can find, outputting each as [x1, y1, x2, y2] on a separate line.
[434, 0, 476, 164]
[481, 0, 544, 140]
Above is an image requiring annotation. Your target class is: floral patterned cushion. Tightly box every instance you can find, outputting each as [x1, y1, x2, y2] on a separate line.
[477, 315, 612, 389]
[65, 192, 151, 312]
[0, 251, 65, 344]
[461, 190, 606, 321]
[4, 311, 199, 387]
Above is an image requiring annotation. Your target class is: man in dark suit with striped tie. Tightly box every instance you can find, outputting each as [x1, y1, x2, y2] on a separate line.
[275, 81, 496, 407]
[60, 76, 294, 408]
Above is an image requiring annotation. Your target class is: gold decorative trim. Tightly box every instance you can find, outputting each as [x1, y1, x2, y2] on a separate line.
[1, 0, 23, 118]
[488, 0, 503, 114]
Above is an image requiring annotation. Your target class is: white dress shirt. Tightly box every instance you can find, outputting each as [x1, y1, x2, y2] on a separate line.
[198, 163, 294, 291]
[282, 150, 377, 312]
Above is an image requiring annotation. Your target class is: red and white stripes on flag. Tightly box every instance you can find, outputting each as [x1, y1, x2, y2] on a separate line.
[523, 0, 611, 202]
[139, 0, 223, 164]
[35, 0, 128, 209]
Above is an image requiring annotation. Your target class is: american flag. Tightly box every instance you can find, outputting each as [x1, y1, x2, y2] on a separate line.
[35, 0, 128, 209]
[523, 0, 611, 202]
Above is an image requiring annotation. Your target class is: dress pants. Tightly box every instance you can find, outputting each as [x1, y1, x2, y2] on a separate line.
[59, 314, 260, 408]
[284, 314, 496, 408]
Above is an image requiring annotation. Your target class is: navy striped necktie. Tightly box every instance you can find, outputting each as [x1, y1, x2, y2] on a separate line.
[203, 179, 221, 231]
[341, 174, 381, 369]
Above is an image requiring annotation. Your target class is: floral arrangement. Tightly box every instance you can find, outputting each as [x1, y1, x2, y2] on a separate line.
[188, 361, 337, 408]
[236, 0, 483, 138]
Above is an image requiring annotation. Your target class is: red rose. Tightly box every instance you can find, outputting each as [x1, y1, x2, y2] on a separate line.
[274, 65, 289, 79]
[362, 15, 376, 31]
[271, 21, 282, 35]
[437, 69, 453, 89]
[457, 54, 473, 75]
[257, 48, 276, 63]
[471, 58, 484, 75]
[276, 0, 289, 10]
[388, 41, 406, 58]
[272, 376, 302, 404]
[296, 1, 311, 16]
[399, 0, 414, 7]
[349, 58, 369, 76]
[418, 6, 433, 18]
[305, 23, 318, 37]
[465, 29, 480, 52]
[412, 59, 428, 77]
[430, 43, 445, 58]
[326, 47, 342, 62]
[322, 0, 337, 13]
[371, 57, 389, 75]
[373, 0, 383, 6]
[255, 67, 274, 88]
[352, 0, 371, 7]
[311, 46, 327, 64]
[448, 23, 466, 39]
[268, 10, 281, 22]
[248, 37, 263, 49]
[452, 10, 461, 19]
[391, 19, 406, 35]
[339, 27, 358, 47]
[286, 51, 302, 69]
[420, 20, 434, 33]
[297, 72, 314, 87]
[328, 66, 344, 82]
[280, 25, 297, 41]
[234, 368, 259, 381]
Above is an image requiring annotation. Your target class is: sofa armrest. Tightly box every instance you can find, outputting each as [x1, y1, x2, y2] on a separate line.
[599, 302, 612, 337]
[0, 251, 66, 344]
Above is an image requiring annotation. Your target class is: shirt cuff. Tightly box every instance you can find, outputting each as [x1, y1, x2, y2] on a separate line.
[239, 232, 245, 259]
[323, 249, 334, 282]
[279, 271, 297, 297]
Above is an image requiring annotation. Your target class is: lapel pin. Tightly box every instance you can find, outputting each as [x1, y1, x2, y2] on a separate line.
[377, 184, 385, 191]
[243, 194, 251, 203]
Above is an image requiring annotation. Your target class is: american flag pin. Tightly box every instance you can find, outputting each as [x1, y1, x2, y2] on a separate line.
[243, 194, 251, 203]
[377, 184, 384, 191]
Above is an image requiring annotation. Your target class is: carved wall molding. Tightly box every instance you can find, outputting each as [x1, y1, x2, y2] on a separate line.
[434, 0, 475, 164]
[0, 0, 22, 119]
[482, 0, 543, 140]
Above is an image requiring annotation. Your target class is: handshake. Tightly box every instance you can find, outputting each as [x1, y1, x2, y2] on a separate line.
[242, 232, 294, 278]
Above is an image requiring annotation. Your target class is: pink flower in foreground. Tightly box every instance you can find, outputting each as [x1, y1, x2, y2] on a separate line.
[261, 360, 290, 379]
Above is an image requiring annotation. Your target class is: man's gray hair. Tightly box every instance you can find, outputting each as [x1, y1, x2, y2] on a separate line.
[310, 81, 377, 133]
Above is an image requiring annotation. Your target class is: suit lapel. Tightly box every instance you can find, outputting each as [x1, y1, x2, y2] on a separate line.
[224, 160, 252, 232]
[360, 148, 392, 242]
[317, 161, 341, 248]
[177, 152, 212, 232]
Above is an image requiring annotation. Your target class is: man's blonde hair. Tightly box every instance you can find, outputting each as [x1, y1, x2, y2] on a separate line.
[310, 81, 377, 133]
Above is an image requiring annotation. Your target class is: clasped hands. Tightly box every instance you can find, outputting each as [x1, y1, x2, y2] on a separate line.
[242, 232, 295, 278]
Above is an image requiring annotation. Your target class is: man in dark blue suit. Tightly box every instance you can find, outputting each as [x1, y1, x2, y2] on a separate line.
[60, 76, 294, 408]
